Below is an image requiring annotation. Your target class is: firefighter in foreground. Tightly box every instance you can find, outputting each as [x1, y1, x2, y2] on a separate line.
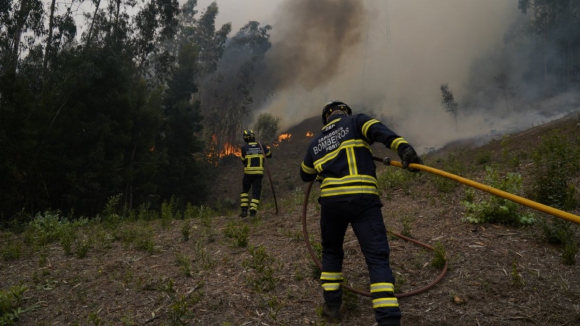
[239, 129, 272, 218]
[300, 101, 422, 326]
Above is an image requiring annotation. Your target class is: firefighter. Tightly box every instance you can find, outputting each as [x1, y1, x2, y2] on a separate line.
[239, 129, 272, 218]
[300, 100, 422, 326]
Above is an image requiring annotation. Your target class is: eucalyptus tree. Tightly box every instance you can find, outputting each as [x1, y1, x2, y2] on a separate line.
[440, 83, 459, 131]
[200, 20, 271, 159]
[518, 0, 580, 89]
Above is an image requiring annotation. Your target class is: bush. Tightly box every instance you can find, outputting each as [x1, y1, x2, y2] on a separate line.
[461, 166, 534, 225]
[253, 113, 280, 142]
[527, 132, 579, 210]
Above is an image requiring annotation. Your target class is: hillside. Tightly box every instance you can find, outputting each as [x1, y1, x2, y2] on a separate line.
[1, 112, 580, 326]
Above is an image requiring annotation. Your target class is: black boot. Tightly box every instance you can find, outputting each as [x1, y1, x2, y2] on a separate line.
[321, 304, 341, 323]
[249, 210, 257, 218]
[239, 208, 248, 218]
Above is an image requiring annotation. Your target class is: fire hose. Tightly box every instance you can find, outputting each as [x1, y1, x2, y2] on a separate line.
[301, 156, 580, 298]
[258, 142, 278, 215]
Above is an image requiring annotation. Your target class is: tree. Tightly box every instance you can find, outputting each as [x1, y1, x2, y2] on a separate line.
[253, 113, 280, 143]
[494, 73, 517, 115]
[440, 83, 459, 131]
[200, 21, 271, 160]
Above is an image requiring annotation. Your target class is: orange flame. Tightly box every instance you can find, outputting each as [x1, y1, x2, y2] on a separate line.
[206, 135, 242, 164]
[306, 131, 314, 137]
[221, 143, 241, 157]
[278, 133, 292, 142]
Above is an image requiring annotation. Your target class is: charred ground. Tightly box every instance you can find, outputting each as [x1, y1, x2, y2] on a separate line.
[2, 113, 580, 326]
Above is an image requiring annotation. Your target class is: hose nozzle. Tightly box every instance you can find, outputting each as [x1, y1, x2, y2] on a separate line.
[382, 157, 391, 166]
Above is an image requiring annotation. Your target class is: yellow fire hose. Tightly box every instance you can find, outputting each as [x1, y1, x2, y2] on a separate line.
[301, 156, 579, 299]
[378, 157, 580, 225]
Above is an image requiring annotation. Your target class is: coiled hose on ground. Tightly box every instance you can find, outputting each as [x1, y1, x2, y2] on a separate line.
[301, 157, 580, 298]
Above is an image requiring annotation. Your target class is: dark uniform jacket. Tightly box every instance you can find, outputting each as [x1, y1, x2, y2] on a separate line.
[300, 113, 410, 204]
[241, 142, 272, 175]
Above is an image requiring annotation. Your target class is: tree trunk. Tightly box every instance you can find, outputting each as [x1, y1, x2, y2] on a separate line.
[10, 0, 32, 75]
[43, 0, 57, 84]
[85, 0, 102, 51]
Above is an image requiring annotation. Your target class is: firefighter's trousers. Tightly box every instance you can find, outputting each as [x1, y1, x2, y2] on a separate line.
[320, 199, 401, 326]
[240, 174, 263, 213]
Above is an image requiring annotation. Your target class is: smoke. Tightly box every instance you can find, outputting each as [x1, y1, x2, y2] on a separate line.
[254, 0, 558, 152]
[260, 0, 365, 90]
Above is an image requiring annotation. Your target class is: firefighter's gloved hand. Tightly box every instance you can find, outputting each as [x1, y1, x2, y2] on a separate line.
[399, 146, 422, 172]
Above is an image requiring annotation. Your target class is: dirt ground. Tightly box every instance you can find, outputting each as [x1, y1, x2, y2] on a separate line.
[2, 113, 580, 326]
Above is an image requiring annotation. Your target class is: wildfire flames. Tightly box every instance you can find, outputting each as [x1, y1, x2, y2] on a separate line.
[220, 143, 241, 157]
[306, 131, 314, 137]
[278, 133, 292, 142]
[207, 135, 241, 162]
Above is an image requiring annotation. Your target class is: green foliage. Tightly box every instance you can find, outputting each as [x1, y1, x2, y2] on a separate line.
[476, 151, 491, 165]
[376, 167, 417, 194]
[527, 132, 580, 210]
[461, 166, 535, 225]
[1, 239, 22, 261]
[242, 245, 281, 292]
[538, 217, 578, 265]
[181, 220, 192, 242]
[223, 222, 249, 248]
[101, 194, 123, 227]
[399, 215, 414, 237]
[175, 253, 193, 277]
[431, 242, 447, 269]
[253, 113, 280, 142]
[0, 285, 29, 325]
[267, 296, 283, 322]
[430, 154, 463, 193]
[511, 259, 523, 287]
[161, 197, 178, 229]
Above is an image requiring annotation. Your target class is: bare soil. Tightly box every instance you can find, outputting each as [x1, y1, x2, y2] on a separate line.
[2, 113, 580, 326]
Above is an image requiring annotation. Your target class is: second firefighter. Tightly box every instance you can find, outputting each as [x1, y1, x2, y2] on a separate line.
[239, 129, 272, 218]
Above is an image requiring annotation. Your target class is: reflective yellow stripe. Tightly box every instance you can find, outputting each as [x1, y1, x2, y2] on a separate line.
[244, 169, 264, 174]
[346, 147, 357, 175]
[320, 272, 343, 281]
[370, 282, 394, 293]
[301, 162, 317, 174]
[313, 139, 371, 168]
[321, 186, 379, 197]
[321, 283, 341, 291]
[362, 119, 380, 138]
[321, 175, 378, 187]
[321, 118, 342, 129]
[372, 297, 399, 309]
[390, 138, 408, 151]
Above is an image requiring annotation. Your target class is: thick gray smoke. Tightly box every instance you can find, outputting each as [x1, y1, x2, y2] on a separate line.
[260, 0, 365, 90]
[207, 0, 580, 152]
[254, 0, 533, 152]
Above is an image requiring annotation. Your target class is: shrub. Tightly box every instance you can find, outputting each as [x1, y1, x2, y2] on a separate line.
[527, 132, 579, 210]
[461, 166, 534, 225]
[242, 245, 281, 292]
[430, 154, 464, 193]
[253, 113, 280, 142]
[223, 222, 249, 248]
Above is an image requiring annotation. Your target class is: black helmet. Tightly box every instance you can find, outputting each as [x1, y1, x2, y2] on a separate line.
[243, 129, 255, 142]
[322, 100, 352, 125]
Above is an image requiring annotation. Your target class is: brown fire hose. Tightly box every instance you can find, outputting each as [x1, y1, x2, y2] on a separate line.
[258, 142, 278, 215]
[301, 156, 449, 298]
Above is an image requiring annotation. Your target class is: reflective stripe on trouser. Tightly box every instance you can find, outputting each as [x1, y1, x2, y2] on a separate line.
[371, 282, 399, 309]
[240, 193, 249, 209]
[241, 174, 263, 211]
[250, 198, 260, 212]
[320, 199, 401, 323]
[320, 271, 343, 293]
